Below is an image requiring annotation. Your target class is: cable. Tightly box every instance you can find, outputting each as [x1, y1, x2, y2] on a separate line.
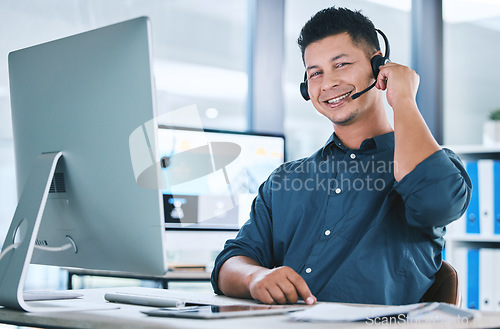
[34, 243, 73, 252]
[0, 240, 75, 262]
[0, 243, 20, 262]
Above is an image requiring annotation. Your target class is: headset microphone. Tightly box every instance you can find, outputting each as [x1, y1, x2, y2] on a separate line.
[350, 81, 377, 100]
[300, 29, 391, 102]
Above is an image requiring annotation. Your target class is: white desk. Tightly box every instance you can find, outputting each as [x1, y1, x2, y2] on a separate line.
[1, 287, 500, 329]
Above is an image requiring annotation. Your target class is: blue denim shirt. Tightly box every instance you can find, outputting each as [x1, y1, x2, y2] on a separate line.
[211, 132, 471, 305]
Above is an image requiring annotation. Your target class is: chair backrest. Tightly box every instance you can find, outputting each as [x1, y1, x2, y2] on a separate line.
[421, 260, 461, 306]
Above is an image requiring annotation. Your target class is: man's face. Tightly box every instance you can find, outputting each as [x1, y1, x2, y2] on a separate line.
[303, 33, 377, 125]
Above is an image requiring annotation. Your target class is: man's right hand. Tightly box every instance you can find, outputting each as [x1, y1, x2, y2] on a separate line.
[218, 256, 316, 305]
[247, 266, 317, 305]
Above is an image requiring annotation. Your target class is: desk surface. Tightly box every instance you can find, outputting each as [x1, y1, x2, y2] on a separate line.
[0, 287, 499, 329]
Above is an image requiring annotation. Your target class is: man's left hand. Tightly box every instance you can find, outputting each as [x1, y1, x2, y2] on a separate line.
[375, 62, 420, 109]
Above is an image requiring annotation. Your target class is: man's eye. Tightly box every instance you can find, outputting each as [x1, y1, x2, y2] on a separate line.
[309, 71, 322, 79]
[336, 62, 350, 69]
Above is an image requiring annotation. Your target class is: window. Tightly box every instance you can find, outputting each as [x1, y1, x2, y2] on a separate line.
[443, 0, 500, 145]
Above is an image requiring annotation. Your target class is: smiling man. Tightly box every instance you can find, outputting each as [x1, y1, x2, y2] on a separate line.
[210, 6, 471, 305]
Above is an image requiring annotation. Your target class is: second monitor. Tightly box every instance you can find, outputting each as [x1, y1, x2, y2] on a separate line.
[158, 126, 285, 231]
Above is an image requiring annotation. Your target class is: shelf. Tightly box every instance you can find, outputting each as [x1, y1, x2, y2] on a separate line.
[447, 235, 500, 243]
[442, 144, 500, 160]
[446, 235, 500, 250]
[443, 144, 500, 154]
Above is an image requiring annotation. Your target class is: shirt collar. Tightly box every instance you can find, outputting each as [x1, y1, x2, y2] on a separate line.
[321, 131, 394, 157]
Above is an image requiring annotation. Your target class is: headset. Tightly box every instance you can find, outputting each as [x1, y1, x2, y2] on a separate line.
[300, 28, 390, 101]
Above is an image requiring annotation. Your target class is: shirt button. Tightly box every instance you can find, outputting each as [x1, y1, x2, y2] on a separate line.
[305, 268, 312, 274]
[335, 188, 342, 194]
[324, 230, 331, 236]
[350, 153, 356, 159]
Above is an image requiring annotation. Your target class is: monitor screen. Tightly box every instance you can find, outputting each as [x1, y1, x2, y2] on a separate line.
[158, 126, 285, 230]
[2, 16, 167, 309]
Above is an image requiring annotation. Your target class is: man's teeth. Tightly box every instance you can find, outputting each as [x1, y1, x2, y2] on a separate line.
[327, 92, 351, 104]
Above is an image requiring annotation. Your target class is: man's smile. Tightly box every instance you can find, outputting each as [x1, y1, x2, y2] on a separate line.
[324, 91, 352, 104]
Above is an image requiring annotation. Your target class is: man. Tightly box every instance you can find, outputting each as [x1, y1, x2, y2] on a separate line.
[210, 7, 471, 305]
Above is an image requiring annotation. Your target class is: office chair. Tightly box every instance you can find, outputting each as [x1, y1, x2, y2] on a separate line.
[421, 261, 461, 306]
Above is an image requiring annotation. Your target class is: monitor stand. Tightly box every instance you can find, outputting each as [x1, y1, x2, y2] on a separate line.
[0, 152, 117, 312]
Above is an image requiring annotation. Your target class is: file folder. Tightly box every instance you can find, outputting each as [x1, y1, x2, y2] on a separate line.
[467, 249, 479, 309]
[479, 160, 494, 236]
[466, 162, 480, 234]
[479, 249, 495, 310]
[494, 161, 500, 235]
[494, 250, 500, 311]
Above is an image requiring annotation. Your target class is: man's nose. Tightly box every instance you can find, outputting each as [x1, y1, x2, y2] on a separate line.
[321, 70, 340, 91]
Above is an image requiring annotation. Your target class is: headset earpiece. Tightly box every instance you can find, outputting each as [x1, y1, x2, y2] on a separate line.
[370, 54, 387, 78]
[300, 72, 310, 101]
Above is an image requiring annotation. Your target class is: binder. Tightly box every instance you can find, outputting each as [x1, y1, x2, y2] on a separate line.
[467, 249, 480, 309]
[479, 249, 495, 310]
[494, 249, 500, 311]
[478, 160, 494, 236]
[494, 161, 500, 235]
[466, 162, 480, 234]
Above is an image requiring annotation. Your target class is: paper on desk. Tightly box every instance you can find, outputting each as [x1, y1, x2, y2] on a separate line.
[288, 302, 476, 322]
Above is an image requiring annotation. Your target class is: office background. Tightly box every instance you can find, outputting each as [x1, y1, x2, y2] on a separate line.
[0, 0, 499, 292]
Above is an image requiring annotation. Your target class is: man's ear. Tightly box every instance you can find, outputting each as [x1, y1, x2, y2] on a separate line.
[370, 50, 384, 59]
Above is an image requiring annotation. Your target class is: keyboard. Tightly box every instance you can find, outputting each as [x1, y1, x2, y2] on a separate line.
[104, 289, 254, 308]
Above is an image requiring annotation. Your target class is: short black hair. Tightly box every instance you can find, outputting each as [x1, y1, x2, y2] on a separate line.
[297, 7, 380, 62]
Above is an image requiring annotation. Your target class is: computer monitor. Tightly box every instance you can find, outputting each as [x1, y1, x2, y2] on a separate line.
[0, 17, 167, 311]
[158, 126, 285, 230]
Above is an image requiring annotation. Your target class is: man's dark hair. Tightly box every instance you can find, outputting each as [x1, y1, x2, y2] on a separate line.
[297, 7, 380, 62]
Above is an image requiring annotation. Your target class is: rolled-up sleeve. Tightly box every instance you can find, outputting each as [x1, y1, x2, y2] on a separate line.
[210, 169, 278, 295]
[394, 148, 472, 232]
